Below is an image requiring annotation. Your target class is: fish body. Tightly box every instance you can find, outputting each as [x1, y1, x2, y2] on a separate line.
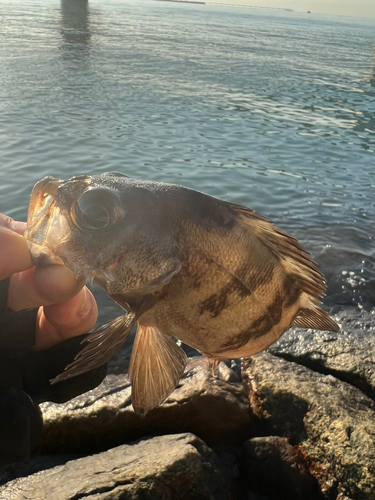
[25, 173, 339, 415]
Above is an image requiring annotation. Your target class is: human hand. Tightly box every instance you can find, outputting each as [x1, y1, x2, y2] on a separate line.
[0, 213, 98, 350]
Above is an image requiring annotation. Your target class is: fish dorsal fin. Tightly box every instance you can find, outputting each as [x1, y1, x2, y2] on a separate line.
[227, 202, 326, 300]
[292, 306, 339, 332]
[129, 324, 187, 416]
[50, 312, 136, 384]
[228, 202, 339, 333]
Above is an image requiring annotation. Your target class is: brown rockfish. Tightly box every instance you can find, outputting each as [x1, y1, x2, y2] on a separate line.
[25, 173, 339, 415]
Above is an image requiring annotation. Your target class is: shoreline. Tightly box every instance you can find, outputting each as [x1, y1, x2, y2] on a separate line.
[155, 0, 206, 4]
[154, 0, 294, 9]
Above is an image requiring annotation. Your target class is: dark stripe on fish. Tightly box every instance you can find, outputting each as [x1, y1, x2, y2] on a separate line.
[216, 291, 284, 352]
[199, 289, 229, 318]
[283, 274, 301, 308]
[180, 248, 230, 290]
[199, 261, 275, 318]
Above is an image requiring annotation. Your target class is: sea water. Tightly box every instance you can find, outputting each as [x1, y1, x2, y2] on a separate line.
[0, 0, 374, 327]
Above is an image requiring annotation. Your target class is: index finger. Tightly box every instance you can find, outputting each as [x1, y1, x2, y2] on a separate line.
[0, 214, 33, 280]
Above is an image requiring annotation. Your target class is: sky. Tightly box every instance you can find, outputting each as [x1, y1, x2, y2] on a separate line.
[207, 0, 375, 19]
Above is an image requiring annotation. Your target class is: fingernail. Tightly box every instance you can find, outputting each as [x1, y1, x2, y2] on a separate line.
[0, 214, 27, 234]
[10, 220, 27, 235]
[0, 214, 13, 229]
[78, 288, 93, 318]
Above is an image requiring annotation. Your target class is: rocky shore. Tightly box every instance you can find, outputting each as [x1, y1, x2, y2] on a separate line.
[1, 313, 375, 499]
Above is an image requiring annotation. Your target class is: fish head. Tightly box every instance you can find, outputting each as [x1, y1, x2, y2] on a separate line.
[25, 173, 181, 298]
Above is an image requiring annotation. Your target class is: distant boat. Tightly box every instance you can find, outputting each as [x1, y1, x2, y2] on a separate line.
[307, 11, 311, 13]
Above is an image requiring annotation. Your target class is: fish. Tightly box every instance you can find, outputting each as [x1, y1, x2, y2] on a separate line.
[25, 172, 339, 415]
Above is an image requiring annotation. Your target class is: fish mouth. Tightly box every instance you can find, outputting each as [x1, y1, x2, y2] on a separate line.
[24, 176, 71, 267]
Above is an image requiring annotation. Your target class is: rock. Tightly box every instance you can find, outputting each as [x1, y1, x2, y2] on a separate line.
[243, 352, 375, 500]
[38, 357, 252, 455]
[0, 454, 79, 486]
[240, 436, 323, 500]
[0, 433, 231, 500]
[269, 309, 375, 399]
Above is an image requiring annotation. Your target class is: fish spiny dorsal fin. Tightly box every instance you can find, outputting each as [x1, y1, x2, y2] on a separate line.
[129, 325, 187, 416]
[227, 202, 326, 300]
[50, 313, 136, 384]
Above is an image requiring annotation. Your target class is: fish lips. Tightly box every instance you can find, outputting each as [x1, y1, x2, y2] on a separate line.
[25, 176, 71, 267]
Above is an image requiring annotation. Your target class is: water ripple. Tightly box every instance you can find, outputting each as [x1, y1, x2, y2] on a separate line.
[0, 0, 374, 310]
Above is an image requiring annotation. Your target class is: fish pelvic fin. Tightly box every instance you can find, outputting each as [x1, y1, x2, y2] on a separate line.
[50, 312, 137, 384]
[129, 324, 187, 417]
[292, 303, 339, 332]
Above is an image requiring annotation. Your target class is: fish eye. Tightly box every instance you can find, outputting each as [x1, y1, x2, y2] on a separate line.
[71, 187, 125, 231]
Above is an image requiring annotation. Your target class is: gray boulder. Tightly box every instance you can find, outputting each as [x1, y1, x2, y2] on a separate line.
[243, 352, 375, 500]
[269, 309, 375, 399]
[38, 357, 251, 455]
[0, 433, 230, 500]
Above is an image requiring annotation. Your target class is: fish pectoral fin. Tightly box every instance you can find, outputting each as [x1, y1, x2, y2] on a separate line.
[292, 306, 339, 332]
[129, 324, 187, 416]
[50, 312, 137, 384]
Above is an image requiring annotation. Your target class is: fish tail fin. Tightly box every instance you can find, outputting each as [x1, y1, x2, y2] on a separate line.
[129, 324, 187, 416]
[292, 299, 339, 332]
[50, 312, 136, 384]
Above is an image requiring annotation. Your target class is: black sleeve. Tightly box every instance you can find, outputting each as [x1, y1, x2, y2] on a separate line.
[0, 277, 37, 354]
[23, 336, 107, 404]
[0, 388, 42, 468]
[0, 277, 43, 467]
[0, 278, 107, 467]
[0, 277, 107, 403]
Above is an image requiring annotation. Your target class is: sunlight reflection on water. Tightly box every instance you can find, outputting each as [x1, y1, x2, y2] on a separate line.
[0, 0, 374, 317]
